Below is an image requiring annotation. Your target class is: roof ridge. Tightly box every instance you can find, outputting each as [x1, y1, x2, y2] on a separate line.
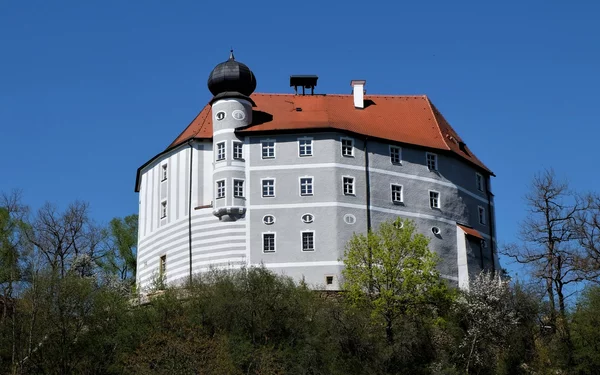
[251, 93, 428, 98]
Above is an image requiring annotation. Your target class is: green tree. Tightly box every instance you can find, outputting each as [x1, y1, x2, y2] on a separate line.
[342, 218, 451, 345]
[102, 214, 138, 285]
[571, 286, 600, 374]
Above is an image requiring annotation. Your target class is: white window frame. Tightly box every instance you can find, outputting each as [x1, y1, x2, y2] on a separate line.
[233, 179, 244, 198]
[216, 141, 226, 161]
[159, 254, 167, 278]
[262, 232, 276, 253]
[263, 215, 275, 225]
[476, 173, 484, 192]
[216, 179, 226, 199]
[301, 213, 314, 223]
[478, 206, 486, 225]
[298, 137, 313, 157]
[232, 141, 244, 160]
[301, 230, 315, 252]
[261, 139, 276, 159]
[340, 137, 354, 157]
[389, 145, 402, 165]
[391, 184, 403, 204]
[429, 190, 440, 209]
[261, 178, 276, 198]
[299, 176, 314, 196]
[161, 163, 168, 182]
[160, 200, 167, 219]
[426, 152, 438, 171]
[342, 176, 355, 196]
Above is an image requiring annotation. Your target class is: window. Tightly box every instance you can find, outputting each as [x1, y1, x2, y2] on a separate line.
[300, 177, 313, 196]
[159, 255, 166, 278]
[390, 146, 402, 164]
[302, 231, 315, 251]
[216, 180, 225, 199]
[161, 164, 168, 181]
[429, 191, 440, 209]
[481, 239, 488, 248]
[263, 233, 275, 253]
[263, 215, 275, 225]
[325, 276, 334, 285]
[233, 179, 244, 198]
[391, 184, 403, 203]
[431, 227, 441, 235]
[262, 140, 275, 159]
[343, 177, 355, 195]
[301, 213, 314, 223]
[476, 173, 484, 192]
[426, 152, 437, 171]
[478, 206, 486, 225]
[160, 200, 167, 219]
[262, 179, 275, 197]
[216, 142, 226, 161]
[344, 214, 356, 224]
[298, 138, 313, 157]
[341, 138, 354, 157]
[233, 141, 243, 160]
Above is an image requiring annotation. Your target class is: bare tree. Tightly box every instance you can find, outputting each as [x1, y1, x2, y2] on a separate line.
[574, 193, 600, 282]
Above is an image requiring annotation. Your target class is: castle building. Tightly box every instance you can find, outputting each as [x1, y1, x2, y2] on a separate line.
[134, 52, 499, 291]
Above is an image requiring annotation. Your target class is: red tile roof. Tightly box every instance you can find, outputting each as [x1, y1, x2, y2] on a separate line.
[457, 224, 484, 240]
[166, 93, 492, 174]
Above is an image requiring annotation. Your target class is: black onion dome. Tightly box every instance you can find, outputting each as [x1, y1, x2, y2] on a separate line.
[207, 51, 257, 98]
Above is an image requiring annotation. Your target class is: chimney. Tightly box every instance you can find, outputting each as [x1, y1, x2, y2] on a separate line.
[351, 80, 366, 109]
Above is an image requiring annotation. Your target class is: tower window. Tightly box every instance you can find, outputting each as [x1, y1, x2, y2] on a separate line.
[298, 138, 313, 157]
[233, 179, 244, 198]
[302, 231, 315, 251]
[216, 180, 225, 199]
[478, 206, 486, 225]
[262, 179, 275, 197]
[300, 177, 313, 196]
[263, 215, 275, 225]
[216, 142, 226, 161]
[341, 138, 354, 157]
[262, 140, 275, 159]
[390, 146, 402, 164]
[343, 176, 355, 195]
[301, 213, 314, 223]
[161, 164, 168, 181]
[233, 141, 243, 160]
[429, 191, 440, 209]
[159, 254, 167, 278]
[476, 173, 484, 192]
[391, 184, 403, 203]
[426, 152, 438, 171]
[263, 233, 276, 253]
[160, 200, 167, 219]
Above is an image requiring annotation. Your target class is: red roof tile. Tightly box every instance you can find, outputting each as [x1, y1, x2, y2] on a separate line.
[457, 224, 484, 240]
[167, 93, 492, 174]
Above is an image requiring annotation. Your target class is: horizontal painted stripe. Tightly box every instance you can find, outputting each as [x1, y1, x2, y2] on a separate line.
[213, 128, 236, 136]
[214, 166, 246, 172]
[139, 235, 246, 263]
[250, 162, 492, 206]
[140, 222, 245, 251]
[262, 261, 344, 268]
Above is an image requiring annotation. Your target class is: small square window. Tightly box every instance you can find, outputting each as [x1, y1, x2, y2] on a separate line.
[233, 142, 243, 160]
[298, 138, 313, 157]
[160, 201, 167, 219]
[390, 146, 401, 164]
[263, 233, 275, 253]
[262, 179, 275, 197]
[302, 231, 315, 251]
[426, 152, 438, 171]
[341, 138, 354, 157]
[429, 191, 440, 209]
[300, 177, 313, 196]
[478, 206, 486, 225]
[325, 276, 334, 285]
[161, 164, 168, 181]
[476, 173, 484, 192]
[343, 177, 355, 195]
[391, 184, 403, 203]
[216, 180, 225, 199]
[262, 140, 275, 159]
[233, 179, 244, 198]
[216, 142, 226, 161]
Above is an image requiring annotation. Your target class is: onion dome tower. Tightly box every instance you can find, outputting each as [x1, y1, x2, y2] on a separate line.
[208, 51, 256, 221]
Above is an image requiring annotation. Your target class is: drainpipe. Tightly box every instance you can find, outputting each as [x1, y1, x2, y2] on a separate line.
[486, 176, 496, 273]
[364, 138, 372, 232]
[188, 140, 194, 286]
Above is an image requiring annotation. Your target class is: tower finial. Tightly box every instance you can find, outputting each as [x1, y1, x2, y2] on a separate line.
[229, 48, 235, 61]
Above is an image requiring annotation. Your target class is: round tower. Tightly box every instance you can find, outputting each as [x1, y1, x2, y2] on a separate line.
[207, 51, 256, 221]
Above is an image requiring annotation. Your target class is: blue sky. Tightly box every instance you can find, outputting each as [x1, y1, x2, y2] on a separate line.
[1, 0, 599, 278]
